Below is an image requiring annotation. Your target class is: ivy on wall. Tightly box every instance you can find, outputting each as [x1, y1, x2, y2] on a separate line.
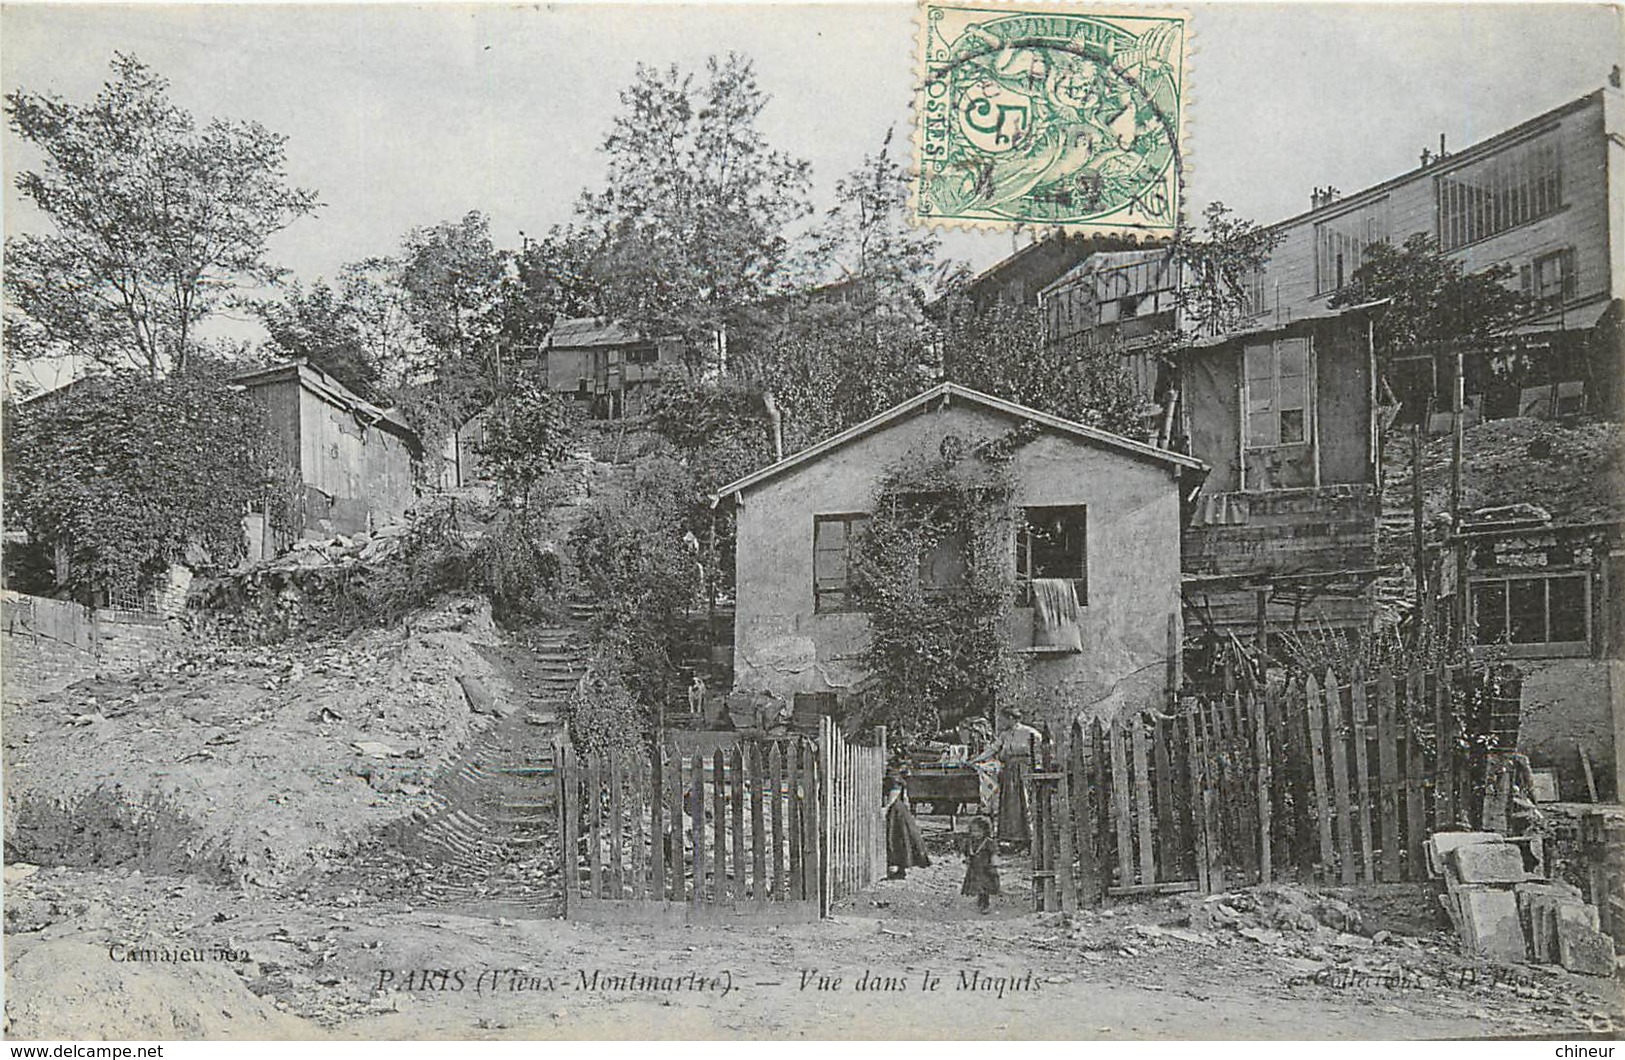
[851, 427, 1036, 740]
[4, 367, 291, 602]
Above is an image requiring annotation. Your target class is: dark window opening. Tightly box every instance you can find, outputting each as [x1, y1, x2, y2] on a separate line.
[1471, 573, 1589, 650]
[919, 530, 970, 589]
[813, 513, 871, 613]
[1017, 505, 1087, 606]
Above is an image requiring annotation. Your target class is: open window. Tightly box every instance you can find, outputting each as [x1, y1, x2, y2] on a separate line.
[1017, 505, 1087, 606]
[813, 513, 870, 613]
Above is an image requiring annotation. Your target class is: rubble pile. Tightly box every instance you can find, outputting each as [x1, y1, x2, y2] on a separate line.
[1429, 831, 1617, 976]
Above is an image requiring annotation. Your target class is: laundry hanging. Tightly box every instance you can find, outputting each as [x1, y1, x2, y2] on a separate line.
[1031, 577, 1082, 651]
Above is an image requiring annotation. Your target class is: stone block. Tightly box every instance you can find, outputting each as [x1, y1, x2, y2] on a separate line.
[1558, 918, 1618, 977]
[1449, 841, 1526, 884]
[1427, 831, 1505, 878]
[1515, 881, 1598, 964]
[1455, 885, 1528, 961]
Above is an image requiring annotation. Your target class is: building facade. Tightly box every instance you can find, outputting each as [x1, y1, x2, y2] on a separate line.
[1174, 306, 1383, 638]
[235, 360, 422, 555]
[541, 316, 684, 420]
[1243, 84, 1624, 420]
[713, 383, 1206, 729]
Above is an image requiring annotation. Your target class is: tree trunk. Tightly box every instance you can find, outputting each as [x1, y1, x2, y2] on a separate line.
[762, 389, 784, 462]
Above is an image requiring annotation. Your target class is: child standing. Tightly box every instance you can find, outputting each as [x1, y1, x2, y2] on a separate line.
[961, 816, 1000, 913]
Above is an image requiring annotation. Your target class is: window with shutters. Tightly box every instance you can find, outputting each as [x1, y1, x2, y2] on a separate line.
[813, 513, 871, 613]
[1520, 247, 1577, 311]
[1436, 132, 1563, 251]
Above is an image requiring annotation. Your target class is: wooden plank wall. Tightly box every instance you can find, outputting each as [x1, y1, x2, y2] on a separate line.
[1040, 662, 1512, 904]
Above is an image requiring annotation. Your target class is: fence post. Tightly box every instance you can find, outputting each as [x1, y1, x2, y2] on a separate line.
[1131, 716, 1155, 885]
[1254, 684, 1273, 885]
[652, 748, 667, 902]
[818, 716, 833, 915]
[1434, 661, 1457, 830]
[1375, 670, 1402, 882]
[1056, 724, 1076, 911]
[875, 726, 888, 884]
[587, 752, 604, 901]
[1351, 666, 1376, 884]
[559, 742, 577, 914]
[750, 742, 767, 907]
[1404, 665, 1428, 880]
[1186, 706, 1210, 892]
[1109, 714, 1134, 889]
[1304, 673, 1335, 882]
[690, 750, 706, 907]
[1325, 667, 1356, 886]
[609, 750, 625, 899]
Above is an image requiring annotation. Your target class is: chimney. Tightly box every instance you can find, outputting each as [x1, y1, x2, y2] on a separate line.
[1439, 133, 1447, 160]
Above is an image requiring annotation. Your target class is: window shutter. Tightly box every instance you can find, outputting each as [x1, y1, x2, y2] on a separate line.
[1562, 247, 1577, 299]
[1520, 264, 1533, 296]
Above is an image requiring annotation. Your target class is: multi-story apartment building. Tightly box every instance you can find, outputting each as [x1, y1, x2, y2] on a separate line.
[1242, 83, 1623, 420]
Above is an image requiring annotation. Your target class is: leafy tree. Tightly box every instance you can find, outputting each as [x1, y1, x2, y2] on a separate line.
[729, 130, 942, 451]
[1329, 232, 1532, 355]
[473, 377, 578, 507]
[333, 258, 429, 392]
[801, 127, 940, 321]
[4, 365, 285, 600]
[579, 54, 811, 352]
[567, 456, 704, 712]
[367, 211, 510, 441]
[4, 54, 318, 376]
[643, 374, 775, 496]
[939, 299, 1147, 437]
[1171, 201, 1284, 338]
[252, 280, 383, 400]
[507, 225, 603, 350]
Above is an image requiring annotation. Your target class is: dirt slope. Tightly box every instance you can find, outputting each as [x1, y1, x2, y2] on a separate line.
[3, 597, 512, 889]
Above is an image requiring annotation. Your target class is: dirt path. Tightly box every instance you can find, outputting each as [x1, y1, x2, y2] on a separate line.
[7, 851, 1621, 1040]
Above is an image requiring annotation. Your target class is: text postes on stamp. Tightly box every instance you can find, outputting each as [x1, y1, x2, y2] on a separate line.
[913, 3, 1186, 235]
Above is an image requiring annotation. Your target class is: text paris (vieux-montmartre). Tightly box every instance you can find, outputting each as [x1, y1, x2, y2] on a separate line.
[371, 967, 1041, 1000]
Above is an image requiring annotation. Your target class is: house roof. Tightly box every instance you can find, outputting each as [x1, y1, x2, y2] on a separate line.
[544, 316, 644, 349]
[233, 359, 421, 448]
[710, 382, 1207, 506]
[1184, 299, 1390, 350]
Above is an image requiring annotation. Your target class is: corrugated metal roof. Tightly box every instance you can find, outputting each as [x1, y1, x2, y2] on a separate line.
[544, 316, 643, 348]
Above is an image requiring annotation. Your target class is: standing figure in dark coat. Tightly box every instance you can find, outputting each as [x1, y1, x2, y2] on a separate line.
[974, 707, 1041, 850]
[884, 757, 931, 879]
[961, 815, 1000, 912]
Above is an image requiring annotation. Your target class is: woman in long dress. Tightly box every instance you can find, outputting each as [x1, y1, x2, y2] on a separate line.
[884, 758, 931, 880]
[975, 707, 1042, 851]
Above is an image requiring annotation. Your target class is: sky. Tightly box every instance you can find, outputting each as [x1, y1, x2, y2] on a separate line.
[3, 1, 1623, 383]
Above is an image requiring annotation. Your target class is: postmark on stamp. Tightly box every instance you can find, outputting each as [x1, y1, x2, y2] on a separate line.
[912, 3, 1186, 235]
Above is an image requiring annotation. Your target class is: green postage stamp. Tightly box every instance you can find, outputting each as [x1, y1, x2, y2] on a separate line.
[913, 2, 1187, 234]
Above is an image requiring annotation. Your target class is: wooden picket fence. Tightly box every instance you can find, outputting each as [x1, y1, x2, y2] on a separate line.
[557, 719, 885, 922]
[820, 717, 888, 907]
[1032, 661, 1521, 909]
